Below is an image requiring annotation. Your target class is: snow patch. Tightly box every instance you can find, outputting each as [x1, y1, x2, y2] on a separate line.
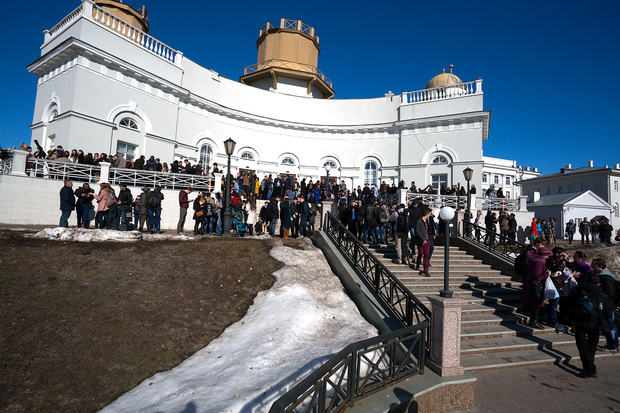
[100, 239, 377, 412]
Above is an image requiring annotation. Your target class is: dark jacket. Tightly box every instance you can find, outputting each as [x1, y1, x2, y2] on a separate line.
[118, 188, 133, 211]
[74, 187, 94, 207]
[414, 218, 428, 246]
[268, 198, 279, 220]
[570, 282, 613, 331]
[60, 185, 75, 211]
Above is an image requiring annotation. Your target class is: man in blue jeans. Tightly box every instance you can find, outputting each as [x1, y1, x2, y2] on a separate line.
[147, 185, 164, 234]
[59, 179, 75, 227]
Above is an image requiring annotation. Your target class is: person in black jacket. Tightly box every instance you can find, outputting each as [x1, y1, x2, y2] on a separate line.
[59, 179, 75, 228]
[267, 195, 280, 236]
[568, 274, 614, 378]
[74, 183, 94, 228]
[117, 184, 133, 229]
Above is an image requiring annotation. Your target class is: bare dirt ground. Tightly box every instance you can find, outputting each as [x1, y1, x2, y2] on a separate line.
[0, 230, 301, 412]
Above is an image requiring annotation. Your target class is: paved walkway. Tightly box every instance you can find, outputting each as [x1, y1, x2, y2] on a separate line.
[455, 356, 620, 412]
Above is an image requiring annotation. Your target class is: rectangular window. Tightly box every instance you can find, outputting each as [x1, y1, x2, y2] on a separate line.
[431, 174, 448, 192]
[116, 141, 137, 161]
[494, 175, 500, 184]
[547, 187, 551, 195]
[615, 181, 618, 191]
[505, 176, 511, 186]
[558, 186, 562, 194]
[569, 183, 575, 192]
[482, 173, 488, 183]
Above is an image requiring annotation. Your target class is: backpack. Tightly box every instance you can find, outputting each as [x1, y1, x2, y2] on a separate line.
[513, 247, 533, 276]
[569, 286, 600, 323]
[147, 191, 161, 208]
[396, 211, 408, 233]
[105, 193, 117, 208]
[206, 201, 213, 217]
[378, 208, 389, 224]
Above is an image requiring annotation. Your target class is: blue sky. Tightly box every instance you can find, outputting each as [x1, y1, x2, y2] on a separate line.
[1, 0, 618, 175]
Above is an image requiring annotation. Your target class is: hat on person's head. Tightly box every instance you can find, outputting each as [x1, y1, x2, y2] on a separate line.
[538, 246, 552, 256]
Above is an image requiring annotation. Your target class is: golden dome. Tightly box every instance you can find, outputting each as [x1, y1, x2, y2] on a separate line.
[425, 65, 462, 89]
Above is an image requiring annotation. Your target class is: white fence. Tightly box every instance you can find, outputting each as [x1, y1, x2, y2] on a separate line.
[26, 158, 102, 182]
[0, 158, 13, 175]
[110, 168, 216, 191]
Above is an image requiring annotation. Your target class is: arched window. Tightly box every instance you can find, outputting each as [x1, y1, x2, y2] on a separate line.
[50, 110, 58, 121]
[119, 117, 138, 130]
[364, 161, 378, 186]
[323, 160, 337, 169]
[200, 144, 213, 166]
[240, 152, 254, 161]
[432, 155, 449, 164]
[281, 157, 295, 166]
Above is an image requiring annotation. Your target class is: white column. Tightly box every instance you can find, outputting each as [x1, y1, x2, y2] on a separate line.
[398, 188, 408, 205]
[475, 78, 483, 94]
[213, 172, 224, 193]
[519, 195, 528, 212]
[82, 0, 94, 19]
[98, 162, 111, 184]
[9, 150, 29, 177]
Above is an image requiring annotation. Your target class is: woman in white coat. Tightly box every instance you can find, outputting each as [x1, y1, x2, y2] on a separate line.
[245, 196, 257, 236]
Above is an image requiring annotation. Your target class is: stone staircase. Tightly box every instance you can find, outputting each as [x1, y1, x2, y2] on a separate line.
[366, 242, 620, 371]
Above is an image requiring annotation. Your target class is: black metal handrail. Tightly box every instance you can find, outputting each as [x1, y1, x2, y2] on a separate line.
[269, 321, 428, 413]
[462, 220, 527, 261]
[325, 212, 431, 327]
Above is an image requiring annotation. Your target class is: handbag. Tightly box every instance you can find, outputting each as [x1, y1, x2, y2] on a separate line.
[196, 210, 205, 217]
[544, 276, 559, 299]
[533, 280, 544, 301]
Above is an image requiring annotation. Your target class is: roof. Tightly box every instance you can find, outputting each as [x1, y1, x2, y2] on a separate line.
[518, 165, 618, 184]
[527, 190, 612, 208]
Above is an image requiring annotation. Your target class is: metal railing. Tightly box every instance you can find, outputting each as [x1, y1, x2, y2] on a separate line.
[243, 58, 332, 88]
[408, 193, 467, 210]
[462, 221, 526, 261]
[269, 322, 427, 412]
[0, 158, 13, 175]
[110, 168, 215, 191]
[481, 198, 519, 212]
[325, 212, 431, 328]
[26, 158, 101, 182]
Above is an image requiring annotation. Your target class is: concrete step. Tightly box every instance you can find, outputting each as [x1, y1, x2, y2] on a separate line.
[460, 322, 558, 341]
[460, 331, 576, 355]
[460, 312, 527, 327]
[460, 302, 523, 315]
[460, 346, 620, 372]
[408, 286, 521, 298]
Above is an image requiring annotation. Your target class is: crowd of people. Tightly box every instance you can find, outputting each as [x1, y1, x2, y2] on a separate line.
[517, 237, 620, 378]
[564, 217, 617, 246]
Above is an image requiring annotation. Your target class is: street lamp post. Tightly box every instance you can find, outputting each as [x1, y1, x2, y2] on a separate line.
[439, 206, 455, 298]
[463, 167, 474, 238]
[222, 138, 236, 237]
[324, 164, 331, 199]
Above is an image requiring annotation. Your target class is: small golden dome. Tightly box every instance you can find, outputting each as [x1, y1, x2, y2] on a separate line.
[425, 65, 462, 89]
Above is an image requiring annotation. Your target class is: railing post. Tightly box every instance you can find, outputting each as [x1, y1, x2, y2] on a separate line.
[475, 77, 483, 94]
[98, 162, 111, 184]
[348, 351, 357, 407]
[82, 0, 94, 19]
[398, 188, 408, 206]
[8, 150, 28, 177]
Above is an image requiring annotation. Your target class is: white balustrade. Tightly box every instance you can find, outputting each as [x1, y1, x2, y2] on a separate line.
[26, 158, 102, 182]
[407, 193, 468, 210]
[110, 168, 216, 191]
[400, 80, 481, 105]
[45, 4, 84, 41]
[0, 158, 14, 175]
[43, 1, 182, 67]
